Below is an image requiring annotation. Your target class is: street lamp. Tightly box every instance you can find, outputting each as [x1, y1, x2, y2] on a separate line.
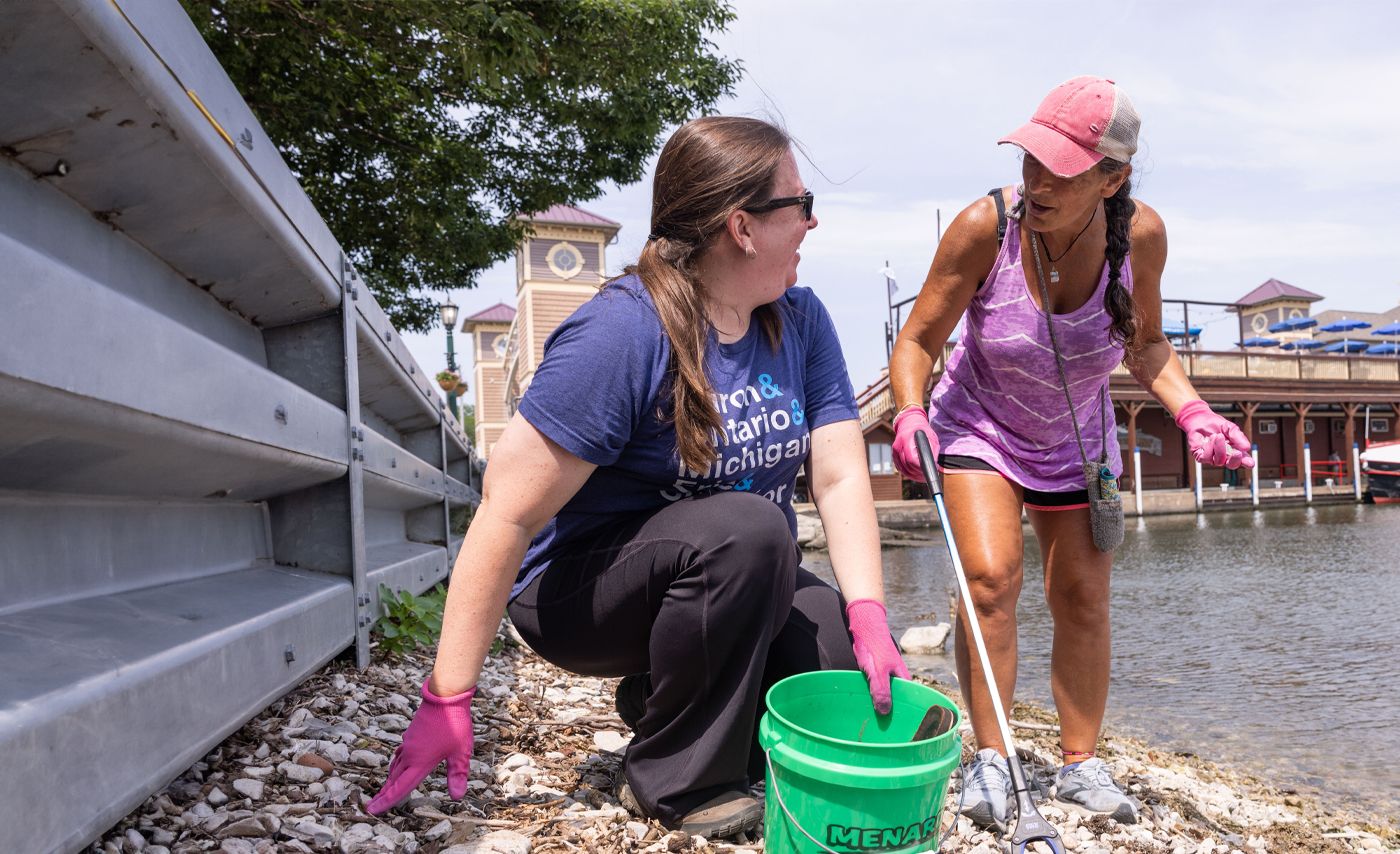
[440, 299, 461, 420]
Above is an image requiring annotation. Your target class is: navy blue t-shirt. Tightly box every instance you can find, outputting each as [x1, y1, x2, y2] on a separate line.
[512, 274, 857, 598]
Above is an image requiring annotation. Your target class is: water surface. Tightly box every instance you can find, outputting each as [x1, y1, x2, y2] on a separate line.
[804, 503, 1400, 816]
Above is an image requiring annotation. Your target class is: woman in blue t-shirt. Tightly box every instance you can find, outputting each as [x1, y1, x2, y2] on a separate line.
[366, 117, 908, 838]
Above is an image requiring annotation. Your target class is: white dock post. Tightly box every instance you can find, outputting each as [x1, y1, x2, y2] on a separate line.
[1133, 446, 1144, 517]
[1251, 444, 1260, 507]
[1353, 442, 1362, 502]
[1194, 460, 1204, 511]
[1303, 443, 1313, 504]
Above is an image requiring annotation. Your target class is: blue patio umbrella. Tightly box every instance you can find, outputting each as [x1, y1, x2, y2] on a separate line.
[1370, 321, 1400, 336]
[1319, 318, 1373, 333]
[1282, 340, 1328, 351]
[1239, 337, 1281, 347]
[1319, 318, 1372, 351]
[1366, 342, 1400, 355]
[1323, 340, 1369, 353]
[1268, 316, 1318, 332]
[1163, 324, 1203, 338]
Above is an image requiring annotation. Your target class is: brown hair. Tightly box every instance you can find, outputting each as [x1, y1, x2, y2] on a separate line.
[622, 116, 792, 474]
[1097, 157, 1137, 352]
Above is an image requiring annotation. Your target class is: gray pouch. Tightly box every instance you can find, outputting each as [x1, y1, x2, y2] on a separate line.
[1084, 461, 1124, 552]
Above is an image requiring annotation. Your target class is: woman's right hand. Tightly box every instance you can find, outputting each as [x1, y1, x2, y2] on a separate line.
[364, 680, 477, 815]
[891, 406, 939, 482]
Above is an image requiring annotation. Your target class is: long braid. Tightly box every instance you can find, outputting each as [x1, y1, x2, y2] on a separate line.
[1099, 158, 1137, 351]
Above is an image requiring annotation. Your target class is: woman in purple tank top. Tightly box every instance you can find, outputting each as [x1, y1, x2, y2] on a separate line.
[889, 77, 1254, 828]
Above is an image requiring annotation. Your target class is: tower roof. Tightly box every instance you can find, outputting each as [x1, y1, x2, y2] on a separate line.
[519, 204, 621, 236]
[1232, 278, 1324, 307]
[460, 302, 516, 329]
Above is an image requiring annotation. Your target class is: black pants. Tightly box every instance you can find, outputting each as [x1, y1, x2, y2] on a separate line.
[507, 491, 858, 826]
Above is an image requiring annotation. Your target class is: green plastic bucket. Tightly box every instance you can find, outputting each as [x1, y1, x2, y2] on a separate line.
[759, 670, 961, 854]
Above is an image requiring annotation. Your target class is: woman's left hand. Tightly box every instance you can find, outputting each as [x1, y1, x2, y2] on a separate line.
[1175, 400, 1255, 470]
[846, 599, 910, 714]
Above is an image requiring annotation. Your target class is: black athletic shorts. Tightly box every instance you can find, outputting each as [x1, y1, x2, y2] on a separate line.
[937, 454, 1090, 511]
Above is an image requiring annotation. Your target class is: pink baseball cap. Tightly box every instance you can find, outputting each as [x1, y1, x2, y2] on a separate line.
[999, 76, 1140, 178]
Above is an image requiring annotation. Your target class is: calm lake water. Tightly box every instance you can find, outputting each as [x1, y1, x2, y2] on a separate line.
[804, 503, 1400, 817]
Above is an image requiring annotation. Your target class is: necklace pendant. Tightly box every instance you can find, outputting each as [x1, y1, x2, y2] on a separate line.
[1049, 268, 1060, 284]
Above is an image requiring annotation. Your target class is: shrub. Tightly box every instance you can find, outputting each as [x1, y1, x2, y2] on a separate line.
[374, 583, 446, 656]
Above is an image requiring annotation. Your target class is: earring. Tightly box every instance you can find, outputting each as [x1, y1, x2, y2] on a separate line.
[744, 245, 757, 260]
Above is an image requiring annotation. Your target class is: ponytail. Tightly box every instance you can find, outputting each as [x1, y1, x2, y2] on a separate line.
[619, 116, 790, 474]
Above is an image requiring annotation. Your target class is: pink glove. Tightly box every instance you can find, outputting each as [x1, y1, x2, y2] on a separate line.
[365, 679, 476, 815]
[847, 599, 911, 715]
[1175, 400, 1255, 470]
[891, 406, 939, 482]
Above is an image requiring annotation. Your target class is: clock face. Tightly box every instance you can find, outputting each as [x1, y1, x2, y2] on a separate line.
[546, 242, 584, 280]
[493, 335, 508, 357]
[1252, 314, 1268, 333]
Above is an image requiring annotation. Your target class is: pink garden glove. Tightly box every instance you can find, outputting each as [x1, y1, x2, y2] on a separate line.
[847, 599, 911, 715]
[1175, 400, 1255, 470]
[891, 406, 939, 482]
[365, 679, 476, 815]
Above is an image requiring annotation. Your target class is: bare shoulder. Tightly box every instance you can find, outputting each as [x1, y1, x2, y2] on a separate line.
[939, 188, 1007, 270]
[1129, 199, 1166, 246]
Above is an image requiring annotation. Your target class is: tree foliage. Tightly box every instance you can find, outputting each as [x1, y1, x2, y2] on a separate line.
[182, 0, 740, 331]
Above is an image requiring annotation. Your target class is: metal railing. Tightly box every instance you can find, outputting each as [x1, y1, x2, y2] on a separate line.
[1110, 349, 1400, 382]
[0, 3, 480, 851]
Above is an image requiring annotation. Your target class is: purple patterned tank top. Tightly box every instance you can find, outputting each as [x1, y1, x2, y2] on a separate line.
[928, 188, 1132, 492]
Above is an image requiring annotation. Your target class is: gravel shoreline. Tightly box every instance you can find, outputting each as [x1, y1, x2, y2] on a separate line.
[91, 626, 1397, 854]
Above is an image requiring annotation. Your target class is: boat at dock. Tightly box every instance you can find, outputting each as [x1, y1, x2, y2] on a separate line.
[1361, 440, 1400, 504]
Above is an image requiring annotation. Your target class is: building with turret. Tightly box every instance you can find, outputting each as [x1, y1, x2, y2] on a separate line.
[860, 279, 1400, 497]
[460, 205, 620, 460]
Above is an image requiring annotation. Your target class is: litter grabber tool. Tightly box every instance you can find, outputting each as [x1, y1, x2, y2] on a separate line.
[914, 431, 1064, 854]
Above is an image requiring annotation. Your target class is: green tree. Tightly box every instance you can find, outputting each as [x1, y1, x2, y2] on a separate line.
[459, 403, 475, 437]
[182, 0, 740, 331]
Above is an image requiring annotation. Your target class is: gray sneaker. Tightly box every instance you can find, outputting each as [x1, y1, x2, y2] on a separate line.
[960, 748, 1013, 830]
[1054, 758, 1139, 824]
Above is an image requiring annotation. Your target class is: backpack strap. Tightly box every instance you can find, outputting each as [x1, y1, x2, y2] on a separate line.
[976, 188, 1010, 292]
[988, 187, 1008, 241]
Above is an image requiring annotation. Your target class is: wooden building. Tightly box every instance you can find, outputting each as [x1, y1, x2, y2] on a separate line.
[860, 282, 1400, 493]
[459, 303, 515, 459]
[459, 205, 620, 459]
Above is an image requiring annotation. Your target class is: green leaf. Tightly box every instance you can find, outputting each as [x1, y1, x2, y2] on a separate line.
[178, 0, 740, 332]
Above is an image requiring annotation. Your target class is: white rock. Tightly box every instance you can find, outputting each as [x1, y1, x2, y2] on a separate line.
[592, 731, 630, 753]
[898, 623, 952, 654]
[502, 752, 532, 770]
[241, 765, 274, 779]
[626, 822, 651, 841]
[443, 829, 532, 853]
[350, 750, 385, 768]
[279, 761, 325, 783]
[218, 817, 269, 838]
[219, 840, 257, 854]
[232, 778, 265, 800]
[424, 819, 453, 841]
[206, 787, 229, 806]
[339, 823, 374, 850]
[124, 828, 147, 850]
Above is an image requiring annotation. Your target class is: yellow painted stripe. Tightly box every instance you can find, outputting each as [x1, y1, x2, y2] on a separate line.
[185, 89, 235, 150]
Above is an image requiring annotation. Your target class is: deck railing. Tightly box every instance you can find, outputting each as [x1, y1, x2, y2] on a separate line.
[1110, 349, 1400, 382]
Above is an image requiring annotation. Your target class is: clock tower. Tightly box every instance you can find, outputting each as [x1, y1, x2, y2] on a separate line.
[462, 205, 621, 459]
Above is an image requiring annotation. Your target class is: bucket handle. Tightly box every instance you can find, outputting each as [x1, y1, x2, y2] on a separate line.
[763, 748, 965, 854]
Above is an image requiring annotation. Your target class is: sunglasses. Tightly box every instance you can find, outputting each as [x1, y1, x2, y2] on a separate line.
[744, 189, 814, 221]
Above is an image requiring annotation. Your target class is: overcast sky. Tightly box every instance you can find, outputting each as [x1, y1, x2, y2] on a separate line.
[404, 0, 1400, 403]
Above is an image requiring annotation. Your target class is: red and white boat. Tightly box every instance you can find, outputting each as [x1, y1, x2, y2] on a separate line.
[1360, 440, 1400, 504]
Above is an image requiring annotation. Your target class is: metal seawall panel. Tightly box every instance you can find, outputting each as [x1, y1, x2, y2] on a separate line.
[0, 1, 483, 850]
